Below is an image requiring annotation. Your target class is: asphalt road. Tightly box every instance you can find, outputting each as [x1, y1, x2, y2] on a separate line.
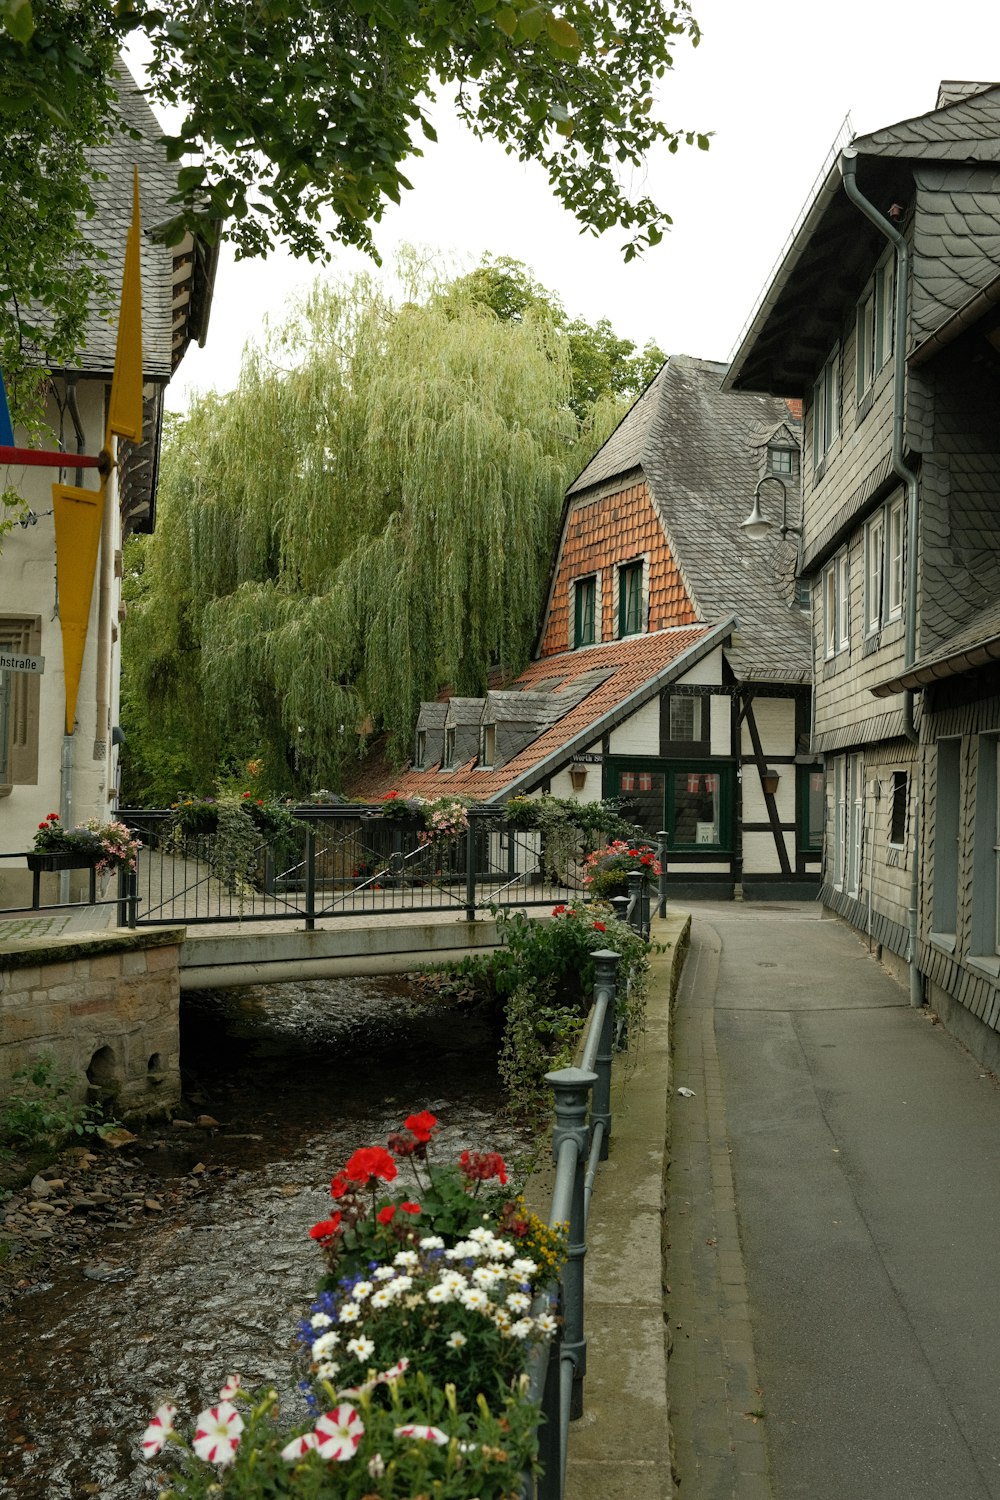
[691, 900, 1000, 1499]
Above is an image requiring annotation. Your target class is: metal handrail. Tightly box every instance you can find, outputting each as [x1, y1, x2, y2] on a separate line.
[523, 947, 623, 1500]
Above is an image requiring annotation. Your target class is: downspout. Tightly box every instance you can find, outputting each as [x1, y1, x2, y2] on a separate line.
[840, 150, 923, 1006]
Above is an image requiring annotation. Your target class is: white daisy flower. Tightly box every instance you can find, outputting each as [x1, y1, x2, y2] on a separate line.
[316, 1360, 340, 1380]
[510, 1318, 535, 1340]
[338, 1303, 361, 1323]
[310, 1312, 333, 1329]
[472, 1266, 501, 1290]
[419, 1235, 445, 1251]
[353, 1280, 373, 1300]
[370, 1287, 394, 1310]
[346, 1334, 376, 1362]
[393, 1250, 419, 1269]
[312, 1331, 339, 1359]
[373, 1265, 397, 1281]
[536, 1312, 559, 1335]
[512, 1258, 538, 1277]
[446, 1331, 468, 1350]
[458, 1286, 489, 1312]
[506, 1291, 531, 1313]
[426, 1282, 452, 1304]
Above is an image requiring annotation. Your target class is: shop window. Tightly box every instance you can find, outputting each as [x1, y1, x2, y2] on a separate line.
[0, 616, 41, 792]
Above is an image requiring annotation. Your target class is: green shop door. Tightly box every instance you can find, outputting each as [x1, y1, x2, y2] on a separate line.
[608, 760, 734, 853]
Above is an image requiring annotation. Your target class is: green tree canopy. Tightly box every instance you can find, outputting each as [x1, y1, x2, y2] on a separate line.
[121, 259, 661, 801]
[1, 0, 705, 397]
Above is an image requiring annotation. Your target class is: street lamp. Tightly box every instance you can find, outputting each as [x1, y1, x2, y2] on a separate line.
[740, 476, 801, 541]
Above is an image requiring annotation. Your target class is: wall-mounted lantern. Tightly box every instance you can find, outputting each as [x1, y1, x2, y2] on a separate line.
[569, 762, 588, 791]
[741, 476, 801, 542]
[761, 767, 781, 797]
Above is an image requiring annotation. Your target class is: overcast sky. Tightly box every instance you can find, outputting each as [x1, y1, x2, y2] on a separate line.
[150, 0, 1000, 414]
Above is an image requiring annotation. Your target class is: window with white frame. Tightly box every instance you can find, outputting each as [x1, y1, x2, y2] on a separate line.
[856, 256, 894, 404]
[480, 723, 496, 766]
[812, 346, 841, 467]
[886, 496, 904, 621]
[847, 753, 863, 897]
[832, 757, 846, 889]
[443, 727, 456, 769]
[865, 511, 884, 636]
[823, 549, 850, 658]
[414, 730, 427, 769]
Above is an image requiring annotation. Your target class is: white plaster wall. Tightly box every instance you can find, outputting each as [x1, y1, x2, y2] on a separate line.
[678, 646, 723, 686]
[0, 377, 122, 857]
[742, 829, 796, 875]
[609, 697, 659, 756]
[740, 697, 796, 758]
[741, 772, 796, 826]
[709, 696, 729, 756]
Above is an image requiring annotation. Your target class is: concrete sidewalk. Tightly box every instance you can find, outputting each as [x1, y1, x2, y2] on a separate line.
[671, 901, 1000, 1500]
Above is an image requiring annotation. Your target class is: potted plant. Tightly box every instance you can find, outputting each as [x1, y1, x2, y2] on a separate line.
[581, 838, 661, 900]
[28, 812, 141, 874]
[373, 790, 428, 830]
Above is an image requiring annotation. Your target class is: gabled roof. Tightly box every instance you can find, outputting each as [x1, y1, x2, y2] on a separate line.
[725, 84, 1000, 395]
[347, 624, 721, 803]
[555, 355, 810, 684]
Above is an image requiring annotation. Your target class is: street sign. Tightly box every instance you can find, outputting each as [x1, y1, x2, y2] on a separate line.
[0, 652, 44, 673]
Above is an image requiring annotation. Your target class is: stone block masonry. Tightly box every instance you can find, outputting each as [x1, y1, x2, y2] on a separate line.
[0, 928, 185, 1118]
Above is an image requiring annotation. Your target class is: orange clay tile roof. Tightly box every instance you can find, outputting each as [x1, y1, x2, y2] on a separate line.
[346, 624, 717, 803]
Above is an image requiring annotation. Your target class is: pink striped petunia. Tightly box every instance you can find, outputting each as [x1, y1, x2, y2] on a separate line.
[315, 1404, 364, 1461]
[140, 1403, 177, 1457]
[192, 1401, 244, 1466]
[393, 1423, 450, 1446]
[281, 1431, 319, 1462]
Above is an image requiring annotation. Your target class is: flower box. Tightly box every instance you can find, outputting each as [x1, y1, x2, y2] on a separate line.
[26, 850, 99, 873]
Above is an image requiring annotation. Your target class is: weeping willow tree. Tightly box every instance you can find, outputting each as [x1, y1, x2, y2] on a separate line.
[123, 261, 647, 799]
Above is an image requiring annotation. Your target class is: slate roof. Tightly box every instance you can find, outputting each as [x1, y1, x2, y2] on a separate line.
[560, 355, 811, 684]
[346, 624, 719, 803]
[726, 83, 1000, 394]
[51, 62, 216, 382]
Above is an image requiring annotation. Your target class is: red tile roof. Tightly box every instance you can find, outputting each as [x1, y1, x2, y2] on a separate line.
[346, 625, 714, 803]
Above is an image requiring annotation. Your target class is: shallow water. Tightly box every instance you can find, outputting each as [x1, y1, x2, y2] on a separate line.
[0, 976, 532, 1498]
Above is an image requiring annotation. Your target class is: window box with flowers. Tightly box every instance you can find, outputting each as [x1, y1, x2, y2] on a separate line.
[581, 839, 661, 900]
[28, 813, 141, 874]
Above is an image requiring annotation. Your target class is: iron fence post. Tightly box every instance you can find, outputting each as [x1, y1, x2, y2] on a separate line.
[546, 1065, 596, 1420]
[627, 869, 646, 935]
[304, 824, 316, 931]
[589, 949, 620, 1161]
[465, 811, 477, 923]
[610, 894, 629, 926]
[657, 829, 668, 918]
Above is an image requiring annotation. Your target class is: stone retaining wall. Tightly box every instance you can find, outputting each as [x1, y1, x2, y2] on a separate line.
[0, 928, 185, 1117]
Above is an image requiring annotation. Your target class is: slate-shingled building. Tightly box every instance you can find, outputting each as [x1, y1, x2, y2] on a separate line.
[354, 355, 819, 900]
[726, 80, 1000, 1065]
[0, 63, 216, 905]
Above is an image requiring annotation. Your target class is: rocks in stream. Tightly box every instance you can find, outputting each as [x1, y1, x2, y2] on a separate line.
[0, 1132, 235, 1309]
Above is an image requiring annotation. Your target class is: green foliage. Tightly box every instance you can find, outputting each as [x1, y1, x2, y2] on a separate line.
[0, 0, 116, 435]
[153, 1371, 541, 1499]
[447, 255, 667, 426]
[4, 0, 704, 265]
[0, 1054, 107, 1154]
[122, 261, 590, 795]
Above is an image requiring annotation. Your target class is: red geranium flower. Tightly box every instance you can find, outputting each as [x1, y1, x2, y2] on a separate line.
[459, 1149, 508, 1185]
[309, 1212, 343, 1244]
[400, 1200, 421, 1215]
[344, 1146, 397, 1187]
[377, 1205, 397, 1225]
[404, 1110, 438, 1145]
[330, 1172, 350, 1200]
[551, 904, 566, 916]
[592, 921, 606, 932]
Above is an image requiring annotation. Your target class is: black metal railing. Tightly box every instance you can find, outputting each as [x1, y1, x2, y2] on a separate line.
[522, 946, 623, 1499]
[113, 806, 604, 928]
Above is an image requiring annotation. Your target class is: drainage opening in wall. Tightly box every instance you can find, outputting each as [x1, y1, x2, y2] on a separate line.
[86, 1046, 122, 1102]
[147, 1052, 165, 1086]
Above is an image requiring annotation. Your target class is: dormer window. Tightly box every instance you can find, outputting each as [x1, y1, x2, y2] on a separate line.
[768, 447, 795, 475]
[443, 727, 456, 769]
[480, 723, 496, 767]
[414, 730, 427, 769]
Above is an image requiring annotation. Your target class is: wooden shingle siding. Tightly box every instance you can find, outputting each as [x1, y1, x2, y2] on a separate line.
[820, 883, 911, 958]
[539, 481, 696, 657]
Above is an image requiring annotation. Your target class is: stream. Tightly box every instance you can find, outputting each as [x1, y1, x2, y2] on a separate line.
[0, 975, 535, 1498]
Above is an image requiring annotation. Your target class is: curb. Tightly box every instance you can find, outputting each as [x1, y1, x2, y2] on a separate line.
[563, 910, 690, 1500]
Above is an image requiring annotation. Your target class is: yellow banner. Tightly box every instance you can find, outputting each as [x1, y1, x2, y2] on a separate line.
[106, 167, 144, 446]
[53, 481, 106, 735]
